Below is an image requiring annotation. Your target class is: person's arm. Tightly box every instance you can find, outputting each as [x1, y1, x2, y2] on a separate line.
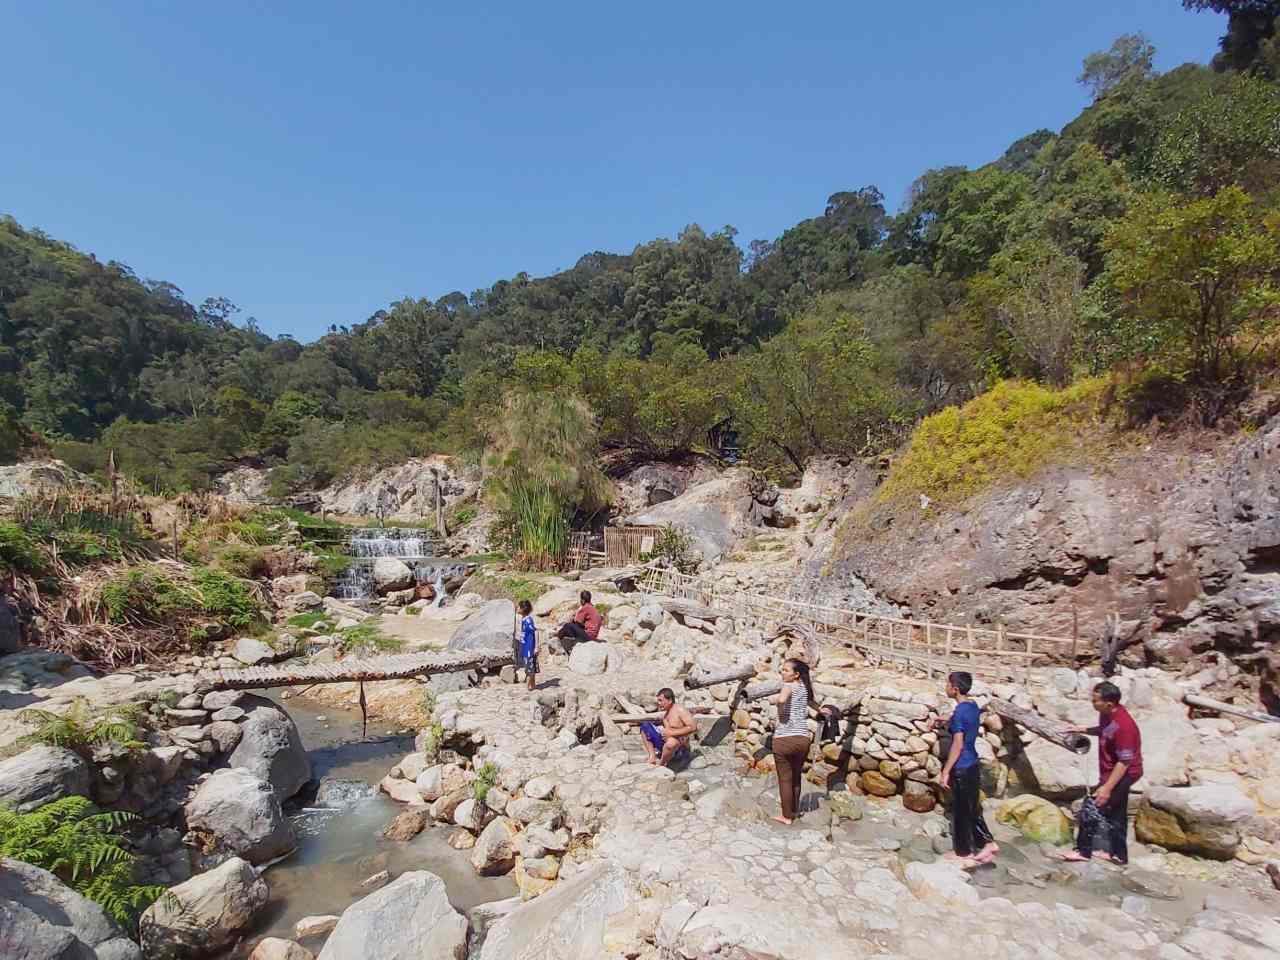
[665, 708, 697, 738]
[1094, 761, 1127, 807]
[1066, 724, 1102, 735]
[574, 607, 587, 625]
[771, 682, 791, 706]
[941, 732, 964, 789]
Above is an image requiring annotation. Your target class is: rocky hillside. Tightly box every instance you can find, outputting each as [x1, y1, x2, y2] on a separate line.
[811, 403, 1280, 673]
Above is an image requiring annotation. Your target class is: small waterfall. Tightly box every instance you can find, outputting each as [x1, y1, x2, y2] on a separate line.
[429, 568, 446, 608]
[331, 527, 447, 601]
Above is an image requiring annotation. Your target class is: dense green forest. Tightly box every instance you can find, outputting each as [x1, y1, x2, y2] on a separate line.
[3, 3, 1280, 496]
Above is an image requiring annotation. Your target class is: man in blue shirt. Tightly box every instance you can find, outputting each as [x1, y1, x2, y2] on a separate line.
[938, 671, 999, 867]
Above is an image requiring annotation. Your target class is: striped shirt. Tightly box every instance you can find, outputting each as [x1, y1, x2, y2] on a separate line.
[775, 682, 811, 739]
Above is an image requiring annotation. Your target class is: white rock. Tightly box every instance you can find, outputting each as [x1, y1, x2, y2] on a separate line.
[318, 871, 466, 960]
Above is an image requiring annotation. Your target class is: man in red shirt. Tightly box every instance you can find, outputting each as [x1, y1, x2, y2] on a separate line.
[555, 590, 602, 653]
[1061, 681, 1143, 865]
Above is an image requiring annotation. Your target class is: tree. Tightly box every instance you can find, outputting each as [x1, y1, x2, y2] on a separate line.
[935, 167, 1033, 278]
[1102, 186, 1280, 406]
[1183, 2, 1280, 75]
[1150, 74, 1280, 197]
[1078, 34, 1156, 100]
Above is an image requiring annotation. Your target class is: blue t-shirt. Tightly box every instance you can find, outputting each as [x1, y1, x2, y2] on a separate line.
[519, 615, 536, 658]
[948, 700, 981, 770]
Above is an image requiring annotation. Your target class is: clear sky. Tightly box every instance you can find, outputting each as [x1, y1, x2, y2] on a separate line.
[2, 2, 1224, 341]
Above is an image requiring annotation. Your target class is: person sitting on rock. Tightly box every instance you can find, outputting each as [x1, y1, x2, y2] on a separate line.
[640, 688, 696, 767]
[516, 599, 538, 691]
[938, 671, 999, 867]
[1059, 680, 1143, 866]
[555, 590, 602, 653]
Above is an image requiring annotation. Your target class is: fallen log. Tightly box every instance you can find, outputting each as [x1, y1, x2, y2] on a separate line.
[988, 697, 1090, 754]
[661, 598, 732, 622]
[685, 661, 757, 689]
[196, 650, 512, 691]
[1182, 693, 1280, 725]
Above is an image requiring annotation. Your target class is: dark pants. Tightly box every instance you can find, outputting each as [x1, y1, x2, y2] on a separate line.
[1076, 776, 1133, 863]
[951, 764, 995, 857]
[773, 735, 810, 820]
[556, 621, 589, 652]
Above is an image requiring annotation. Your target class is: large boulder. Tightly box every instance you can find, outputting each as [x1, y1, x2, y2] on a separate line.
[1136, 783, 1258, 859]
[995, 794, 1073, 845]
[1011, 737, 1090, 800]
[227, 696, 311, 801]
[0, 857, 141, 960]
[478, 861, 632, 960]
[184, 768, 296, 865]
[567, 642, 616, 676]
[0, 744, 92, 813]
[371, 558, 414, 595]
[472, 817, 519, 876]
[234, 637, 277, 666]
[317, 871, 467, 960]
[447, 600, 515, 653]
[139, 857, 268, 960]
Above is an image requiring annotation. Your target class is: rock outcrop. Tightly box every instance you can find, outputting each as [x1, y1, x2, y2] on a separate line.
[1136, 783, 1258, 859]
[316, 871, 468, 960]
[0, 744, 92, 813]
[227, 695, 311, 801]
[139, 857, 268, 959]
[447, 600, 515, 653]
[184, 768, 297, 865]
[820, 409, 1280, 664]
[318, 456, 478, 522]
[0, 858, 141, 960]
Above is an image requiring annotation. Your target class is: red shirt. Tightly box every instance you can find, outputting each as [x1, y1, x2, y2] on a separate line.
[1098, 705, 1142, 783]
[574, 603, 602, 641]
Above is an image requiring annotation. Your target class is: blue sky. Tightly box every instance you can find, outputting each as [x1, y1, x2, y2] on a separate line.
[3, 2, 1224, 341]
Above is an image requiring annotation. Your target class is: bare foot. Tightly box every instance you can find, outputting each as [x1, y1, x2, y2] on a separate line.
[647, 757, 658, 766]
[1055, 851, 1090, 862]
[771, 815, 794, 826]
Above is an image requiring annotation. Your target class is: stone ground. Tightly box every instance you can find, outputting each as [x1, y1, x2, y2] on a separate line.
[428, 673, 1279, 960]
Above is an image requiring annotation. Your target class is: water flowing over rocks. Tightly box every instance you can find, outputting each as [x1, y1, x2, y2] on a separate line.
[0, 857, 142, 960]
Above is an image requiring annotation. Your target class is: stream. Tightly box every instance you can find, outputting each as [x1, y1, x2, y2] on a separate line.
[222, 692, 515, 956]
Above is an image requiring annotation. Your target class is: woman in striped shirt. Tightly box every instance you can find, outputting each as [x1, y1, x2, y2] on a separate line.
[771, 658, 814, 825]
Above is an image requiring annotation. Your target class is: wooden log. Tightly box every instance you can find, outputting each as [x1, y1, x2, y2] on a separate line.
[685, 661, 756, 689]
[988, 697, 1090, 754]
[660, 598, 731, 622]
[1182, 693, 1280, 725]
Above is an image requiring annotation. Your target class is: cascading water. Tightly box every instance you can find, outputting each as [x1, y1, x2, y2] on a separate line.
[332, 528, 459, 602]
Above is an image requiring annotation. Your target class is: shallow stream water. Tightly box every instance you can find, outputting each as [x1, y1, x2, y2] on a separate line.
[220, 692, 515, 957]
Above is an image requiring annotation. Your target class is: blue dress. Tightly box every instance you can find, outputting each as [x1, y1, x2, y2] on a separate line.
[519, 615, 537, 672]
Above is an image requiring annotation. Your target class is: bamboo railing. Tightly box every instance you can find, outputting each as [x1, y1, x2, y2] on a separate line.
[639, 566, 1077, 682]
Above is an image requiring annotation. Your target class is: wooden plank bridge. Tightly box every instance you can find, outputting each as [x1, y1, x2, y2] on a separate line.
[639, 566, 1079, 683]
[196, 650, 512, 690]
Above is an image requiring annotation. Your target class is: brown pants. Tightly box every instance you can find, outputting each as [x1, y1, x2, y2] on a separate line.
[773, 735, 811, 820]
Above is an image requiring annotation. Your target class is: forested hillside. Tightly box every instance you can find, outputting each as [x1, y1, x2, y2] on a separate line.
[4, 4, 1280, 498]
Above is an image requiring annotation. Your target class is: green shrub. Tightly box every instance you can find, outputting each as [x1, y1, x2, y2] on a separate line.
[286, 611, 334, 630]
[212, 544, 269, 579]
[0, 797, 166, 931]
[334, 622, 403, 657]
[463, 573, 547, 605]
[15, 698, 147, 759]
[0, 522, 46, 577]
[99, 568, 198, 625]
[451, 506, 477, 527]
[192, 567, 262, 629]
[873, 378, 1108, 510]
[420, 721, 445, 761]
[641, 524, 700, 575]
[473, 762, 499, 802]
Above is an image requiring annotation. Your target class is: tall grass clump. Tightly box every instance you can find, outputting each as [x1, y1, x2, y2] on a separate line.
[485, 390, 608, 571]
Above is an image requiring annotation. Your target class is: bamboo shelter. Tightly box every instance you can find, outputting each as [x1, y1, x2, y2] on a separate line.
[604, 525, 664, 566]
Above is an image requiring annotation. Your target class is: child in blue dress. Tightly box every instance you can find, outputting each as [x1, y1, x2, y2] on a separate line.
[517, 599, 537, 691]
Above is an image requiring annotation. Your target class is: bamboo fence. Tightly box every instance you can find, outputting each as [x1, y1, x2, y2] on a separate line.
[639, 565, 1078, 682]
[604, 525, 663, 566]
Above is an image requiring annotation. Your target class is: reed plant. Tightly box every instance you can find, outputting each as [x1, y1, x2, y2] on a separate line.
[485, 390, 608, 571]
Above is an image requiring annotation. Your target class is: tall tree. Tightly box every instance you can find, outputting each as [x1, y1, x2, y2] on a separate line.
[1183, 1, 1280, 75]
[1078, 33, 1156, 100]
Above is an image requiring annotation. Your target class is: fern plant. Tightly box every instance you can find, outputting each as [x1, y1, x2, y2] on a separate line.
[0, 797, 166, 931]
[473, 762, 499, 803]
[16, 698, 148, 759]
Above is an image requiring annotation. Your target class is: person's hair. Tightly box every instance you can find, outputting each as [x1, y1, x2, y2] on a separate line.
[785, 659, 815, 705]
[580, 590, 592, 604]
[948, 671, 973, 695]
[1093, 681, 1122, 703]
[517, 599, 532, 615]
[656, 687, 676, 703]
